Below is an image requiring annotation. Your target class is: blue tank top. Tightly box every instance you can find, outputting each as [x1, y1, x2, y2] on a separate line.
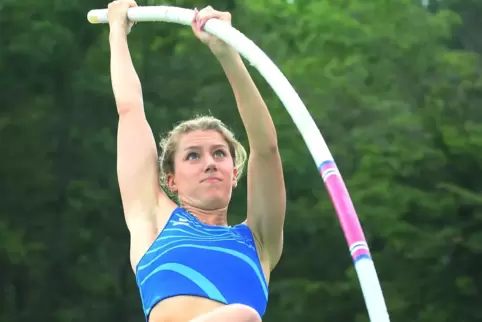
[135, 207, 269, 319]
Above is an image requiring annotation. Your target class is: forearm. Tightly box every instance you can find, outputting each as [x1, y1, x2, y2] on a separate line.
[109, 26, 143, 115]
[216, 51, 278, 153]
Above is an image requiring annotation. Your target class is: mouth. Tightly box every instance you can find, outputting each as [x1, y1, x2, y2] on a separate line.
[202, 178, 221, 183]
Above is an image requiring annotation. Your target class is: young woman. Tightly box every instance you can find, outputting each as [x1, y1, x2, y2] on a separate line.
[107, 1, 286, 321]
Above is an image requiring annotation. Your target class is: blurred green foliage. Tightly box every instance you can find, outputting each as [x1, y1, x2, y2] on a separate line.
[1, 0, 481, 321]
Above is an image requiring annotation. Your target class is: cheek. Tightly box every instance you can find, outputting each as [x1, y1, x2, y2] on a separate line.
[176, 163, 203, 185]
[173, 162, 190, 184]
[220, 160, 235, 178]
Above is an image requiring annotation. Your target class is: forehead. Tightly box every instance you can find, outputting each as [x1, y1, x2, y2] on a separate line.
[177, 130, 228, 149]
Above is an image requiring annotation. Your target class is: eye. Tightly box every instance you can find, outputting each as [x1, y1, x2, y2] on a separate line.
[186, 152, 199, 160]
[213, 150, 226, 158]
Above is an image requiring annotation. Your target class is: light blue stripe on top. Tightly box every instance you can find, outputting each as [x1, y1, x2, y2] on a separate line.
[141, 262, 227, 303]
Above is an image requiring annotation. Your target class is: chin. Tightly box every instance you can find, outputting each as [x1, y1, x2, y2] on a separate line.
[201, 193, 231, 210]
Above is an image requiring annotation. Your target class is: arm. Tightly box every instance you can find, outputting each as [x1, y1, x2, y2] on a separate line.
[192, 6, 286, 269]
[217, 51, 287, 270]
[109, 18, 163, 230]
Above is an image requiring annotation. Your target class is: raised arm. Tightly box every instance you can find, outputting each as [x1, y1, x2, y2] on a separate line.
[193, 8, 286, 270]
[220, 53, 286, 269]
[108, 1, 167, 231]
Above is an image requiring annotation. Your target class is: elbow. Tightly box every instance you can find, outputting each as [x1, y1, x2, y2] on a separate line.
[112, 81, 143, 115]
[265, 143, 279, 155]
[116, 98, 144, 116]
[250, 141, 280, 158]
[252, 131, 279, 156]
[252, 127, 279, 155]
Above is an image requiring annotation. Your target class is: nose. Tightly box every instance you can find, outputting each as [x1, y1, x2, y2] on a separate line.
[204, 154, 217, 172]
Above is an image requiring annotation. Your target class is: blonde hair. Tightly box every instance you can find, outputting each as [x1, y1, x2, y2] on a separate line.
[159, 115, 247, 188]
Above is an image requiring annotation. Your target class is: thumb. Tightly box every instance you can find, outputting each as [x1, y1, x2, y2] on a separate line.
[191, 8, 203, 39]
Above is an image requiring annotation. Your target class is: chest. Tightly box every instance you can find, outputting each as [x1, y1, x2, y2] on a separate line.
[142, 222, 257, 266]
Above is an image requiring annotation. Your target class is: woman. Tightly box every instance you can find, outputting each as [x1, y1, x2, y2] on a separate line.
[108, 0, 286, 321]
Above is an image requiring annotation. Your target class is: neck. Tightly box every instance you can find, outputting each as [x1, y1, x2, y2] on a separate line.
[182, 204, 228, 226]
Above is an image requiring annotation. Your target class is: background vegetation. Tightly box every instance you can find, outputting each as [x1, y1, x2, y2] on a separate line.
[1, 0, 481, 321]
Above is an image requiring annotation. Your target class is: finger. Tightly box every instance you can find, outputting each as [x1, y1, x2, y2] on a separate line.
[198, 5, 213, 15]
[194, 11, 217, 31]
[191, 22, 201, 38]
[197, 11, 231, 26]
[196, 6, 216, 21]
[193, 12, 212, 34]
[220, 12, 232, 23]
[191, 7, 199, 25]
[197, 15, 227, 31]
[191, 8, 201, 36]
[197, 18, 209, 31]
[126, 1, 137, 24]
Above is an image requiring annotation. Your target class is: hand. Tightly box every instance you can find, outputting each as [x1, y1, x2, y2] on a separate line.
[191, 6, 236, 57]
[107, 0, 137, 35]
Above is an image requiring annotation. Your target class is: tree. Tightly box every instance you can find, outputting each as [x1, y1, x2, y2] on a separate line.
[1, 0, 481, 321]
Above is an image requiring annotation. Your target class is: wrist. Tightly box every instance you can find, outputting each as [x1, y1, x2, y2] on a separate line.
[109, 22, 128, 38]
[213, 47, 241, 64]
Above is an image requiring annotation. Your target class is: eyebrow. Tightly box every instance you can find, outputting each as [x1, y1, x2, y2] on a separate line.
[183, 144, 228, 151]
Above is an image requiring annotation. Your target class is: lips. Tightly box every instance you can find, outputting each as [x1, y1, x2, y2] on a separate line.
[202, 177, 221, 183]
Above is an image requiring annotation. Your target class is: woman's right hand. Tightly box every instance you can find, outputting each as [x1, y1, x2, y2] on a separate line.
[107, 0, 137, 34]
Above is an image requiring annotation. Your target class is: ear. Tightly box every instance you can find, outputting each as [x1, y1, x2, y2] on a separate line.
[167, 173, 178, 193]
[232, 168, 238, 189]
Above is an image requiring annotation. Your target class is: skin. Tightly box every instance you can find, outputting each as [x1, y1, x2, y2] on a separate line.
[167, 130, 238, 221]
[108, 1, 286, 321]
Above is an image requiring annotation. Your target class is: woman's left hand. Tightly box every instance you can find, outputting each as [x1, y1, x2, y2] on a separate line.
[191, 6, 236, 57]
